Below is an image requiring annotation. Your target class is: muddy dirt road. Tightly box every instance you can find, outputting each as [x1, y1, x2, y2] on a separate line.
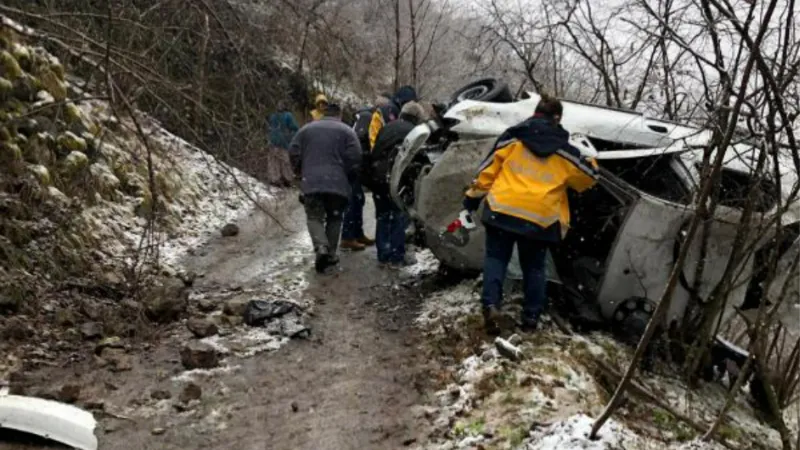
[2, 197, 439, 450]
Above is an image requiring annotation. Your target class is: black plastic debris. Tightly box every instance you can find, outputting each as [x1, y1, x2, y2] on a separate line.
[243, 300, 299, 326]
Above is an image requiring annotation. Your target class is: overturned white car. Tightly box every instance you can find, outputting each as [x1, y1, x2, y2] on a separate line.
[390, 79, 800, 351]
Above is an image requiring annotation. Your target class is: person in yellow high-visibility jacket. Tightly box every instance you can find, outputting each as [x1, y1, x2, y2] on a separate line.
[368, 86, 417, 149]
[310, 94, 328, 121]
[462, 95, 599, 335]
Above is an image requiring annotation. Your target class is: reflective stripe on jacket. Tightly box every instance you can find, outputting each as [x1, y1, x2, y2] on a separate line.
[465, 117, 599, 239]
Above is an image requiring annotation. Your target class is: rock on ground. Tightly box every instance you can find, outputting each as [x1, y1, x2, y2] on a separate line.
[223, 297, 249, 317]
[180, 342, 220, 370]
[144, 278, 189, 323]
[179, 382, 202, 403]
[221, 223, 240, 237]
[80, 321, 103, 339]
[187, 317, 218, 338]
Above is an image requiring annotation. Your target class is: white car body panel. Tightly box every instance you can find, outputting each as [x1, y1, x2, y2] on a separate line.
[0, 394, 98, 450]
[444, 93, 712, 150]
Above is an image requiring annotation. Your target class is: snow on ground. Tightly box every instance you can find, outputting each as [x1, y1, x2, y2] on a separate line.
[412, 278, 792, 450]
[69, 96, 276, 272]
[525, 414, 641, 450]
[403, 248, 441, 278]
[144, 124, 276, 267]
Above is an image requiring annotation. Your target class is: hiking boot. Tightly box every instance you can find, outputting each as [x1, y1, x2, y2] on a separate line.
[357, 236, 375, 246]
[340, 240, 366, 251]
[328, 254, 340, 267]
[314, 253, 329, 273]
[483, 306, 501, 336]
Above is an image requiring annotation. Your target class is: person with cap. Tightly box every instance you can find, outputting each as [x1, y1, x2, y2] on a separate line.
[310, 93, 328, 121]
[368, 101, 427, 267]
[368, 86, 418, 150]
[462, 95, 599, 334]
[267, 101, 299, 186]
[289, 103, 362, 273]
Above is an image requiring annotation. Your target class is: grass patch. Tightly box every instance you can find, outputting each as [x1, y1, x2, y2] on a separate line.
[499, 425, 529, 447]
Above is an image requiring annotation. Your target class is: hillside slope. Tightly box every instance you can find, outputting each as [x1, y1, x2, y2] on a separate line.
[0, 18, 274, 349]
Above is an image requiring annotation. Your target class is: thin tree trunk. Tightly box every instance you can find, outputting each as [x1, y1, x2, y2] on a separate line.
[297, 21, 311, 74]
[393, 0, 401, 91]
[407, 0, 417, 88]
[194, 14, 209, 130]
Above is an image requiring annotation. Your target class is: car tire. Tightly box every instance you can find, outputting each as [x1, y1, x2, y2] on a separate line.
[449, 79, 514, 105]
[612, 297, 659, 344]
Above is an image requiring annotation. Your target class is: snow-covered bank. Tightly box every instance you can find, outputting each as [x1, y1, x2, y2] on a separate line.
[411, 280, 794, 450]
[72, 96, 277, 271]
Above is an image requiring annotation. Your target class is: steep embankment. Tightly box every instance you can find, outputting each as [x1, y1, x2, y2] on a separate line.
[0, 18, 274, 377]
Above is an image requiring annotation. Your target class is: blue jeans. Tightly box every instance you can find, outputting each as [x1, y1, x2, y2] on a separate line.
[342, 181, 365, 240]
[482, 225, 548, 323]
[373, 191, 407, 263]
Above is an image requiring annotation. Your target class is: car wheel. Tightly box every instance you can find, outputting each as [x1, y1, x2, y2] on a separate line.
[612, 297, 662, 370]
[449, 78, 514, 105]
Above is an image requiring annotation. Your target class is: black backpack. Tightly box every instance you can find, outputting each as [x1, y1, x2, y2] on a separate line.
[353, 107, 376, 189]
[352, 107, 374, 149]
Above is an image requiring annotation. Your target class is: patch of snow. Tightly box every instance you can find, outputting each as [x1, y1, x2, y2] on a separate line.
[202, 328, 288, 359]
[524, 414, 641, 450]
[402, 249, 440, 277]
[32, 90, 55, 108]
[171, 364, 240, 383]
[416, 280, 479, 327]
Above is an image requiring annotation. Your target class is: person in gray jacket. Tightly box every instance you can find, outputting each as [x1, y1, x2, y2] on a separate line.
[289, 103, 362, 273]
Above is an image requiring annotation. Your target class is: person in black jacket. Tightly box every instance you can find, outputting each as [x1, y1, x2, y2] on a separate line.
[289, 103, 362, 273]
[369, 101, 426, 267]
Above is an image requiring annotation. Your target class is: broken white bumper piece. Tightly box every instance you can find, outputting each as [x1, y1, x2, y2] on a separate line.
[0, 394, 98, 450]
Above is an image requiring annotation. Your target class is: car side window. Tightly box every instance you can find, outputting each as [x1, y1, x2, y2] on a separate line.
[600, 155, 692, 204]
[714, 167, 778, 212]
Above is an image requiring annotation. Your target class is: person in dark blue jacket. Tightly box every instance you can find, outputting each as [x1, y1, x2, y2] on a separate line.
[267, 102, 299, 186]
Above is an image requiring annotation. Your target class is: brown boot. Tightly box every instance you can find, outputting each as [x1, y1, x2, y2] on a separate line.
[357, 235, 375, 246]
[340, 239, 366, 251]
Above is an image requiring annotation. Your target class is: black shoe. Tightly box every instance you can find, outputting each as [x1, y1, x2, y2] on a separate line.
[483, 306, 501, 336]
[314, 253, 328, 273]
[328, 254, 340, 267]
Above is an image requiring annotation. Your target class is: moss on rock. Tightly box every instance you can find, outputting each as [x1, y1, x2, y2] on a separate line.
[39, 68, 67, 101]
[11, 43, 31, 72]
[64, 102, 83, 123]
[0, 76, 12, 100]
[0, 50, 23, 80]
[64, 150, 89, 172]
[27, 164, 51, 186]
[49, 61, 65, 81]
[57, 131, 88, 152]
[1, 141, 23, 164]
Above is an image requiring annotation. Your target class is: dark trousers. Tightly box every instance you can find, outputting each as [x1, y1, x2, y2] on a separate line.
[342, 180, 365, 240]
[303, 193, 348, 255]
[373, 190, 407, 264]
[482, 225, 548, 323]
